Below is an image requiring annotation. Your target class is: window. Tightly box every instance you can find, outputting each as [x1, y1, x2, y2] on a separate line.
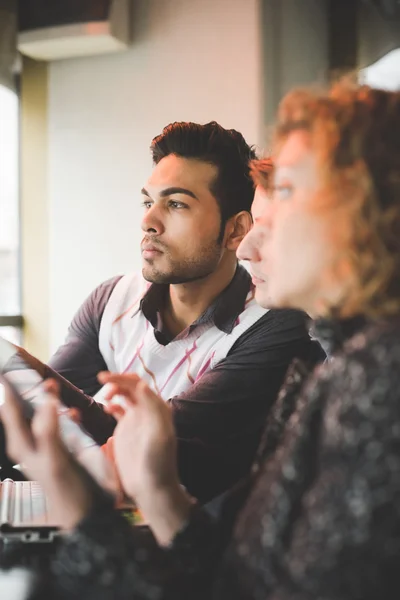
[0, 84, 22, 345]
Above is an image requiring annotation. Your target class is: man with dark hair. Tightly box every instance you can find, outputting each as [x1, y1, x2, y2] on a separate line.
[29, 122, 322, 502]
[151, 121, 257, 241]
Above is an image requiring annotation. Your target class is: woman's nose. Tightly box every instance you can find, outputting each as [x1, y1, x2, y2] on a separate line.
[237, 227, 259, 262]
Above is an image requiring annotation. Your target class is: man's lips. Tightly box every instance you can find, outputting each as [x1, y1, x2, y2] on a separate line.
[141, 244, 164, 259]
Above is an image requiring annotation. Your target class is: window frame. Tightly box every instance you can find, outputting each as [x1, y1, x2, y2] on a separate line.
[0, 75, 23, 342]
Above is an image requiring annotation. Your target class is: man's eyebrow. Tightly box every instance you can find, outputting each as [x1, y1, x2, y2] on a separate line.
[141, 187, 198, 200]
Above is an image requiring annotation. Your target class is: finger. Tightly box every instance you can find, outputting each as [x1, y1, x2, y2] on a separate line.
[32, 401, 63, 453]
[0, 385, 35, 461]
[103, 384, 139, 408]
[104, 404, 126, 421]
[98, 372, 141, 401]
[102, 382, 127, 402]
[64, 408, 81, 424]
[99, 373, 162, 411]
[43, 378, 60, 397]
[133, 380, 165, 410]
[101, 436, 115, 462]
[101, 438, 124, 505]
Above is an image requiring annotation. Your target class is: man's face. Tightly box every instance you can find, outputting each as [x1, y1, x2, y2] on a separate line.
[140, 155, 225, 284]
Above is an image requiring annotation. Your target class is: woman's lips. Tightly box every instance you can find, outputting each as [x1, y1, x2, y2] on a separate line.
[251, 274, 266, 285]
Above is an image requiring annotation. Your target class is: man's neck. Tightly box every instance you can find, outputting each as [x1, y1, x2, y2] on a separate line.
[163, 260, 238, 338]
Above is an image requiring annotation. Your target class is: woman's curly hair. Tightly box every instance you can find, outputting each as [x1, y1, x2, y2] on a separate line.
[273, 81, 400, 318]
[249, 157, 274, 191]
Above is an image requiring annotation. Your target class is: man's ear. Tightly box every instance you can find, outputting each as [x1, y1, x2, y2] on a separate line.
[224, 211, 253, 251]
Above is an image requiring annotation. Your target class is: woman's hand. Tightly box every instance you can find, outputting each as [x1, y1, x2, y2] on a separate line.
[0, 379, 93, 530]
[100, 372, 177, 498]
[99, 372, 192, 545]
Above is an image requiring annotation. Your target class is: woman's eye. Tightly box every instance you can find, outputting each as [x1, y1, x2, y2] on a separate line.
[273, 185, 292, 201]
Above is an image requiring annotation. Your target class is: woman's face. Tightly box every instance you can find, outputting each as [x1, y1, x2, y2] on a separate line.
[237, 185, 273, 308]
[254, 130, 348, 316]
[238, 131, 350, 316]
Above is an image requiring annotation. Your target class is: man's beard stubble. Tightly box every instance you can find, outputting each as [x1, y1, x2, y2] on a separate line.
[142, 240, 224, 285]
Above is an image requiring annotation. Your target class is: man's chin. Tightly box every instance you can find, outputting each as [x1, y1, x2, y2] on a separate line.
[142, 266, 169, 284]
[142, 268, 159, 283]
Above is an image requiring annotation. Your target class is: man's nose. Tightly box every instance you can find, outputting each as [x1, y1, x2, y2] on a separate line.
[141, 204, 164, 235]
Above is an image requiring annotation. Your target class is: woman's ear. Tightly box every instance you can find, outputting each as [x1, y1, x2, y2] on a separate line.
[224, 211, 253, 251]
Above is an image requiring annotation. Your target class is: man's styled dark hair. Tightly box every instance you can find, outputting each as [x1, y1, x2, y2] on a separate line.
[150, 121, 257, 230]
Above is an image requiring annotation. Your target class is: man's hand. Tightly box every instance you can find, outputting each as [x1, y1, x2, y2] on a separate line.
[0, 379, 93, 530]
[99, 372, 192, 545]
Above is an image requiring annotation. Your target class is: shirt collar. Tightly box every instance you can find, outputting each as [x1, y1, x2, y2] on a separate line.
[139, 263, 252, 336]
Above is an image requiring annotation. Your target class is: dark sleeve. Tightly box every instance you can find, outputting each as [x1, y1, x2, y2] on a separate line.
[50, 502, 219, 600]
[267, 355, 400, 600]
[49, 276, 122, 394]
[171, 309, 325, 503]
[49, 466, 257, 600]
[45, 276, 123, 444]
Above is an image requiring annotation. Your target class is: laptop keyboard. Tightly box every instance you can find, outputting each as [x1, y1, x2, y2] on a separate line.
[1, 479, 60, 542]
[13, 481, 48, 526]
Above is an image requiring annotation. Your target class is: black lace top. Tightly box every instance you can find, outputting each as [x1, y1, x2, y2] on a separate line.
[47, 317, 400, 600]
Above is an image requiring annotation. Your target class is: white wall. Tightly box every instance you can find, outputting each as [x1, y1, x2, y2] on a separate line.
[48, 0, 263, 351]
[361, 48, 400, 91]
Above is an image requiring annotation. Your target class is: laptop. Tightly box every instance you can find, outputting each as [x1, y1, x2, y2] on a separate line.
[0, 478, 61, 543]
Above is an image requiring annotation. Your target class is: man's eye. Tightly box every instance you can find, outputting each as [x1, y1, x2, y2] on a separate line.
[272, 185, 292, 201]
[169, 201, 187, 209]
[141, 200, 152, 209]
